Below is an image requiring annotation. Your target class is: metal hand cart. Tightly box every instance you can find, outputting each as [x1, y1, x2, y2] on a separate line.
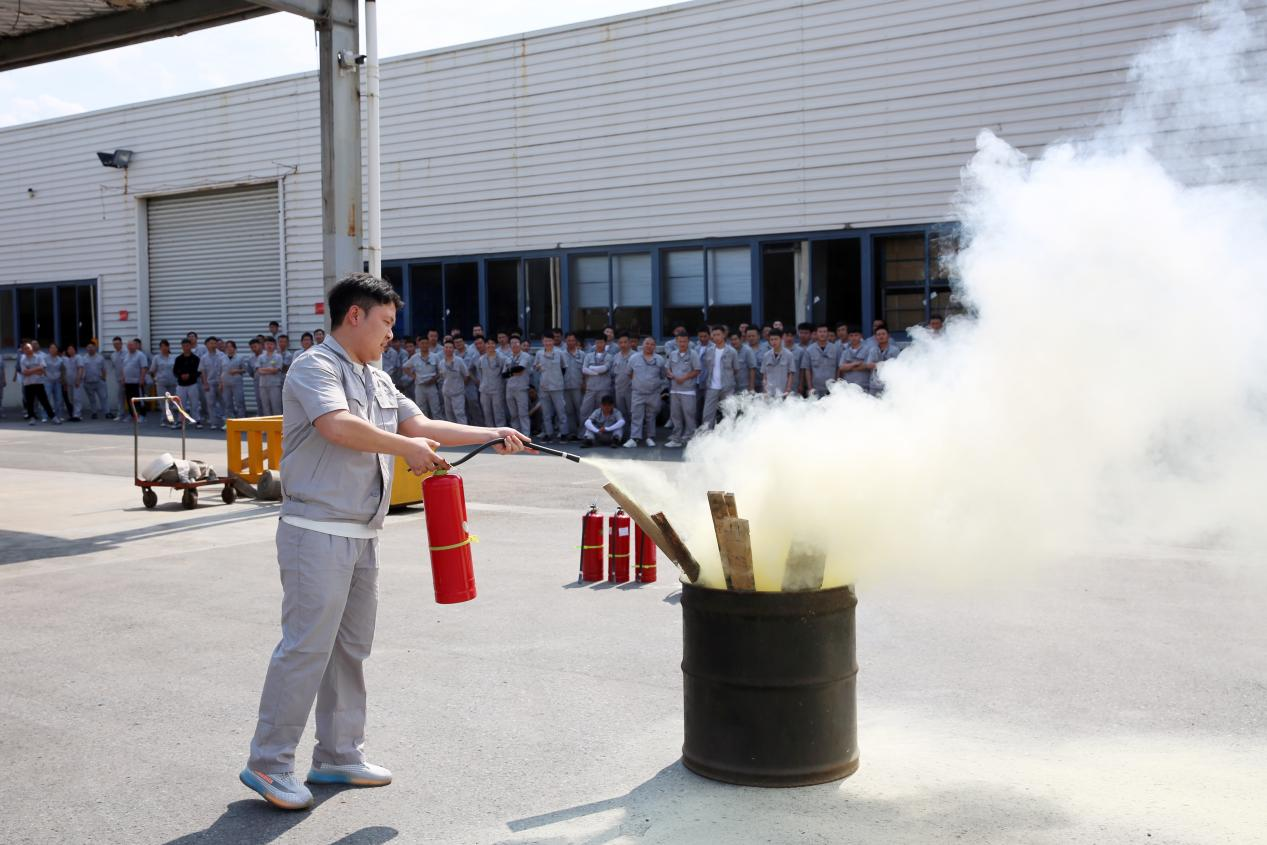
[131, 394, 238, 509]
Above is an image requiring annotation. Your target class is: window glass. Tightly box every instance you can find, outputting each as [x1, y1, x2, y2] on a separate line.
[613, 253, 651, 336]
[76, 284, 96, 347]
[487, 259, 521, 335]
[408, 263, 443, 337]
[443, 262, 479, 335]
[0, 289, 14, 349]
[664, 249, 705, 333]
[707, 246, 751, 330]
[569, 254, 609, 334]
[876, 235, 927, 333]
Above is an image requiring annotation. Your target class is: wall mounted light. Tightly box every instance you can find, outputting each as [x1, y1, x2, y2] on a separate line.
[97, 149, 134, 169]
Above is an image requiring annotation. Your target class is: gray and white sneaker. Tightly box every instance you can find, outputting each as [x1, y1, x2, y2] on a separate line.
[239, 768, 313, 810]
[645, 437, 656, 447]
[307, 761, 393, 787]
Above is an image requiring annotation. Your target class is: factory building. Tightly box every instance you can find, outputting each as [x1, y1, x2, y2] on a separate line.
[0, 0, 1232, 359]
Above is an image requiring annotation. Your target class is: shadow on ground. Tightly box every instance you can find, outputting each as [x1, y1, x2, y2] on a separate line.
[0, 502, 279, 566]
[163, 788, 398, 845]
[501, 761, 1071, 844]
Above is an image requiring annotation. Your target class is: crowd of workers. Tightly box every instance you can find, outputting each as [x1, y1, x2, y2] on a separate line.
[1, 315, 936, 446]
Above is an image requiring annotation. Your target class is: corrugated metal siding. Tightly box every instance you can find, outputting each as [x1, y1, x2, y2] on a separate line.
[147, 184, 280, 349]
[0, 0, 1260, 341]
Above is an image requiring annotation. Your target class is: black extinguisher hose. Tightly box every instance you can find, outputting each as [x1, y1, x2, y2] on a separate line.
[448, 437, 582, 468]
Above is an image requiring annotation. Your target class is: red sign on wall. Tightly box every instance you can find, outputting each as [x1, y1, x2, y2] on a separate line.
[118, 309, 129, 321]
[314, 302, 325, 315]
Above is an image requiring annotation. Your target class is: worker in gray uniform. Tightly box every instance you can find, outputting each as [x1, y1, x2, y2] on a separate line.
[223, 340, 248, 419]
[78, 341, 109, 419]
[475, 342, 508, 428]
[405, 338, 443, 421]
[761, 328, 797, 396]
[150, 339, 179, 426]
[730, 331, 757, 393]
[664, 333, 701, 448]
[561, 333, 585, 439]
[121, 338, 150, 421]
[242, 272, 529, 811]
[200, 337, 228, 428]
[110, 336, 128, 420]
[699, 325, 742, 432]
[247, 337, 264, 415]
[624, 336, 666, 448]
[579, 336, 613, 422]
[533, 334, 568, 441]
[438, 339, 469, 423]
[863, 325, 901, 395]
[745, 327, 765, 393]
[44, 344, 67, 421]
[503, 335, 533, 436]
[581, 396, 625, 448]
[257, 337, 285, 417]
[455, 337, 483, 426]
[836, 328, 871, 392]
[397, 339, 416, 397]
[278, 335, 295, 390]
[609, 332, 635, 427]
[803, 323, 840, 397]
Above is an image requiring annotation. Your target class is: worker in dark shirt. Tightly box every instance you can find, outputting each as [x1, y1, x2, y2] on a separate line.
[174, 338, 204, 428]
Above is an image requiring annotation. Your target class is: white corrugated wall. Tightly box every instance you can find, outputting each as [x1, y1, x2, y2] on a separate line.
[0, 0, 1258, 350]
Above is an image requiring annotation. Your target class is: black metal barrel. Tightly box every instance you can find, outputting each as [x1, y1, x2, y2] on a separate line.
[681, 583, 859, 787]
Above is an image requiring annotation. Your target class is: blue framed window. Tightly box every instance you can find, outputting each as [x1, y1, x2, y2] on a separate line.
[1, 279, 97, 352]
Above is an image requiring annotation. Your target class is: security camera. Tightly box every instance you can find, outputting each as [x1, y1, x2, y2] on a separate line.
[337, 51, 367, 68]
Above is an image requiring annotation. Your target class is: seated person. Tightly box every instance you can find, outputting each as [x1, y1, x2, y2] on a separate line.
[581, 395, 626, 448]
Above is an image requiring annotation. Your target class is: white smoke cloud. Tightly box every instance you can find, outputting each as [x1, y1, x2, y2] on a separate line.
[594, 1, 1267, 591]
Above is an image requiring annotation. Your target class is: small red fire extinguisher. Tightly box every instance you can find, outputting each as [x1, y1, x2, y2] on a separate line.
[579, 504, 605, 582]
[635, 523, 657, 582]
[423, 470, 477, 604]
[608, 507, 631, 583]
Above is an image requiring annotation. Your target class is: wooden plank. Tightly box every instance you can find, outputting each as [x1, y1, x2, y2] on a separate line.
[650, 512, 702, 583]
[720, 517, 756, 592]
[706, 491, 735, 589]
[781, 541, 827, 592]
[603, 482, 670, 550]
[723, 492, 738, 518]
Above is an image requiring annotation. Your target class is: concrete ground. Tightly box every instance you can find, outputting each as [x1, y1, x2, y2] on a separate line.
[0, 416, 1263, 845]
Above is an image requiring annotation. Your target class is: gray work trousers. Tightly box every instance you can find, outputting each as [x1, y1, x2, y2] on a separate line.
[670, 392, 698, 442]
[223, 380, 247, 419]
[479, 390, 508, 428]
[115, 380, 129, 417]
[83, 381, 108, 417]
[563, 388, 583, 437]
[414, 383, 443, 420]
[701, 386, 734, 430]
[176, 384, 203, 422]
[203, 384, 226, 427]
[630, 390, 660, 440]
[614, 386, 632, 428]
[442, 392, 467, 424]
[539, 389, 567, 437]
[259, 385, 283, 417]
[505, 385, 531, 435]
[464, 383, 484, 426]
[249, 521, 378, 773]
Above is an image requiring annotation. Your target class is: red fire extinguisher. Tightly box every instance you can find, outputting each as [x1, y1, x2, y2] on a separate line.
[635, 523, 657, 583]
[579, 504, 605, 582]
[424, 470, 477, 604]
[608, 507, 631, 583]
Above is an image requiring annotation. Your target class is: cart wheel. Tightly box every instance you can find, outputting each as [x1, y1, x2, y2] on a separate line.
[142, 488, 158, 509]
[181, 489, 198, 510]
[221, 485, 237, 504]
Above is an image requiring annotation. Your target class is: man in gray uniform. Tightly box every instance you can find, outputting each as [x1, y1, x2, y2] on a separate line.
[406, 338, 443, 421]
[581, 396, 625, 448]
[609, 332, 635, 426]
[761, 328, 797, 397]
[730, 330, 757, 393]
[110, 336, 128, 420]
[836, 328, 872, 392]
[803, 323, 840, 397]
[579, 336, 613, 422]
[200, 337, 229, 428]
[438, 339, 468, 424]
[624, 336, 665, 448]
[503, 335, 533, 436]
[475, 342, 508, 428]
[863, 326, 901, 395]
[44, 343, 67, 421]
[257, 337, 285, 417]
[533, 334, 568, 441]
[700, 325, 742, 432]
[121, 338, 150, 421]
[150, 340, 178, 426]
[224, 340, 249, 419]
[242, 273, 527, 811]
[561, 333, 584, 440]
[665, 333, 701, 448]
[79, 341, 109, 419]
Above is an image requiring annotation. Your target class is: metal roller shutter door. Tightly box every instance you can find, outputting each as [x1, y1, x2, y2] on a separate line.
[147, 184, 279, 351]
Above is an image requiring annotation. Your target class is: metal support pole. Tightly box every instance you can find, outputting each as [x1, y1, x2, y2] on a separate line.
[365, 0, 382, 278]
[318, 0, 362, 313]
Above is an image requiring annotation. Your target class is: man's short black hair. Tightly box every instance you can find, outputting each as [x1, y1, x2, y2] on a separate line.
[797, 322, 813, 332]
[768, 327, 784, 337]
[929, 313, 944, 322]
[269, 321, 280, 328]
[181, 338, 192, 346]
[510, 333, 521, 342]
[836, 322, 849, 331]
[113, 336, 123, 342]
[711, 324, 728, 335]
[600, 395, 615, 406]
[159, 339, 170, 347]
[617, 331, 630, 340]
[205, 336, 218, 343]
[328, 272, 404, 328]
[278, 333, 288, 340]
